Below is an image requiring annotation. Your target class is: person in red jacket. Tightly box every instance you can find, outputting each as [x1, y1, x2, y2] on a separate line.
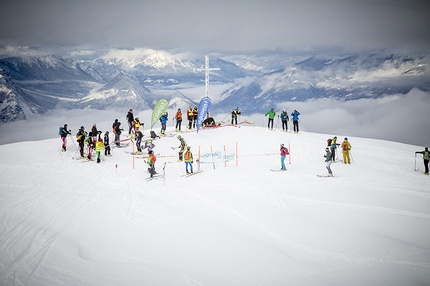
[280, 143, 289, 170]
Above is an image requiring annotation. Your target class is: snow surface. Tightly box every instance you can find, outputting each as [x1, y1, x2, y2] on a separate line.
[1, 124, 430, 286]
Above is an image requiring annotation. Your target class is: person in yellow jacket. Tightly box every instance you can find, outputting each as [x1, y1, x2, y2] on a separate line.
[95, 131, 105, 163]
[187, 106, 194, 129]
[341, 137, 352, 164]
[184, 146, 193, 174]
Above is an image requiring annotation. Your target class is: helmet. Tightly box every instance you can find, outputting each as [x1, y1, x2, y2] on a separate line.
[148, 150, 153, 154]
[105, 131, 109, 134]
[187, 146, 190, 150]
[177, 135, 181, 139]
[325, 147, 329, 151]
[344, 137, 348, 140]
[283, 109, 286, 112]
[280, 143, 284, 147]
[80, 126, 84, 129]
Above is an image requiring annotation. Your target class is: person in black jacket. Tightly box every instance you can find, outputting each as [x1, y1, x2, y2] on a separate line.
[60, 124, 71, 151]
[76, 126, 86, 158]
[104, 131, 111, 156]
[415, 147, 429, 175]
[126, 109, 134, 135]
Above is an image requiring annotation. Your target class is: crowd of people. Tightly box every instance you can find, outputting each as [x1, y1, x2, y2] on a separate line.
[59, 106, 429, 177]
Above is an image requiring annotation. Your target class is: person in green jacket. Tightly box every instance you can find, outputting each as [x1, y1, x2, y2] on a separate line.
[415, 147, 429, 175]
[265, 108, 276, 130]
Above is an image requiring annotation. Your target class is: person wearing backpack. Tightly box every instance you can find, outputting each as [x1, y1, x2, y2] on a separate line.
[95, 132, 104, 163]
[135, 129, 143, 154]
[341, 138, 352, 164]
[114, 122, 123, 147]
[415, 147, 429, 175]
[280, 110, 289, 132]
[231, 107, 241, 125]
[147, 150, 157, 178]
[104, 131, 111, 156]
[330, 136, 340, 161]
[126, 109, 134, 136]
[76, 126, 86, 158]
[184, 146, 194, 174]
[85, 132, 94, 160]
[280, 143, 289, 170]
[60, 124, 71, 151]
[177, 135, 187, 161]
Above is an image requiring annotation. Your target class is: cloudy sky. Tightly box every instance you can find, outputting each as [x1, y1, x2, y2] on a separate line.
[1, 0, 430, 54]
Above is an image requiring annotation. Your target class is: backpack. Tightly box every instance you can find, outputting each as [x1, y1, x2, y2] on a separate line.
[59, 127, 64, 136]
[327, 138, 332, 146]
[150, 131, 159, 139]
[84, 135, 92, 146]
[342, 141, 349, 151]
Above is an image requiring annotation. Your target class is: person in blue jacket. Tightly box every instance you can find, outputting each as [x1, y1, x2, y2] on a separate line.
[159, 112, 168, 137]
[280, 109, 289, 132]
[291, 110, 300, 133]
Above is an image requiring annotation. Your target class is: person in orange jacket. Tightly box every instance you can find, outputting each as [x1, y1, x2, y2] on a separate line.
[147, 150, 157, 178]
[175, 108, 183, 132]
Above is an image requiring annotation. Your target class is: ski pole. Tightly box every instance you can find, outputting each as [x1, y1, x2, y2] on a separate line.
[414, 153, 417, 171]
[350, 150, 354, 163]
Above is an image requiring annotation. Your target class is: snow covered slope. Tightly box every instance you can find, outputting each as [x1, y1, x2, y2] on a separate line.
[0, 124, 429, 285]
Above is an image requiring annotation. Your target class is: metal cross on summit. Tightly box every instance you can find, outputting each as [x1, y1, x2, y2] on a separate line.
[195, 55, 220, 98]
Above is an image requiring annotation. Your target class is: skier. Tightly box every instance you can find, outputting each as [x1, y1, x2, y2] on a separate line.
[291, 110, 300, 133]
[265, 108, 276, 130]
[91, 124, 98, 146]
[231, 107, 241, 125]
[175, 108, 182, 132]
[192, 106, 198, 128]
[60, 124, 71, 151]
[341, 137, 352, 164]
[147, 150, 157, 178]
[126, 109, 134, 135]
[112, 119, 119, 133]
[187, 106, 193, 129]
[280, 143, 289, 170]
[330, 136, 340, 161]
[280, 109, 289, 132]
[143, 139, 155, 154]
[184, 146, 194, 174]
[76, 126, 86, 158]
[85, 132, 94, 160]
[415, 147, 429, 175]
[177, 135, 187, 162]
[135, 129, 143, 154]
[324, 147, 333, 176]
[104, 131, 111, 156]
[114, 122, 123, 147]
[95, 132, 104, 163]
[159, 112, 168, 136]
[133, 117, 142, 133]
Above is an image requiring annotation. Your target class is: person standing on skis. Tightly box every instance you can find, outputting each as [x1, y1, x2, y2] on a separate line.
[324, 147, 333, 176]
[60, 124, 71, 151]
[76, 126, 86, 158]
[184, 146, 194, 174]
[104, 131, 111, 156]
[175, 108, 183, 132]
[280, 110, 289, 132]
[126, 109, 134, 136]
[159, 112, 168, 136]
[147, 150, 157, 178]
[291, 110, 300, 133]
[415, 147, 429, 175]
[265, 108, 276, 130]
[341, 137, 352, 164]
[177, 135, 187, 161]
[187, 106, 194, 129]
[231, 107, 241, 125]
[280, 143, 289, 170]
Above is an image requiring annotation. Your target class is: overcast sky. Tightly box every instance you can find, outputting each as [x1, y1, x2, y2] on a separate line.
[1, 0, 430, 55]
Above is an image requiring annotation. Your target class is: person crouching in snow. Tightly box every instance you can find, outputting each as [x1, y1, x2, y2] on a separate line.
[95, 131, 104, 163]
[147, 150, 157, 178]
[324, 147, 333, 176]
[184, 146, 193, 174]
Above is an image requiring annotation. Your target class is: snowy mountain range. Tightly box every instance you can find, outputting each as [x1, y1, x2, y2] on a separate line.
[0, 49, 429, 122]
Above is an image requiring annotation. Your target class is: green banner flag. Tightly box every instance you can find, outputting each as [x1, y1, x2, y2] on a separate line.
[151, 99, 168, 129]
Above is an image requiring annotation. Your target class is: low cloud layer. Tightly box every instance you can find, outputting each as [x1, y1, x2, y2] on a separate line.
[0, 89, 428, 148]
